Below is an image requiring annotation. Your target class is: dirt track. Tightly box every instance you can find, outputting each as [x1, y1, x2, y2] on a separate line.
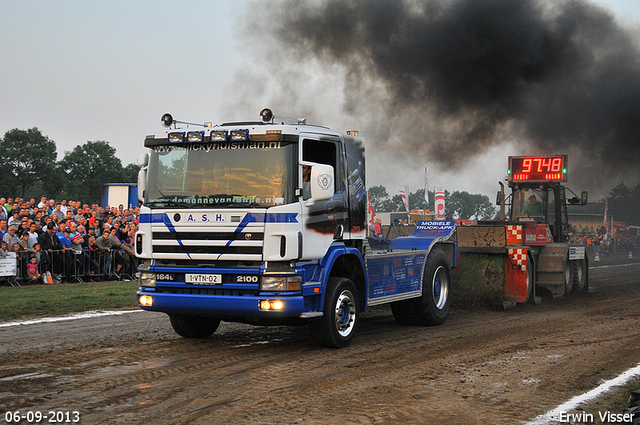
[1, 263, 639, 424]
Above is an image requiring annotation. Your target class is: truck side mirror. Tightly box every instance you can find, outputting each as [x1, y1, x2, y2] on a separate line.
[306, 163, 335, 206]
[137, 167, 147, 203]
[137, 152, 149, 168]
[581, 191, 588, 205]
[496, 191, 502, 206]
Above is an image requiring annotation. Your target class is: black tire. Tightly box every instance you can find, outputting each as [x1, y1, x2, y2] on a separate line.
[309, 277, 359, 348]
[169, 314, 220, 338]
[525, 253, 535, 303]
[563, 255, 574, 295]
[572, 258, 588, 293]
[391, 246, 451, 326]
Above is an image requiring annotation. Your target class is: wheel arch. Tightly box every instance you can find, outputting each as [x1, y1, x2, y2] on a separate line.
[318, 245, 366, 311]
[433, 242, 456, 269]
[328, 251, 367, 311]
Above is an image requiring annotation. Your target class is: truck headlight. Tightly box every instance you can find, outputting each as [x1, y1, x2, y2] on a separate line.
[260, 276, 301, 292]
[139, 272, 157, 288]
[187, 131, 204, 143]
[259, 300, 285, 311]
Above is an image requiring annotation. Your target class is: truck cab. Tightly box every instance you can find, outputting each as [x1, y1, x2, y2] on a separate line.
[510, 182, 587, 244]
[136, 109, 455, 347]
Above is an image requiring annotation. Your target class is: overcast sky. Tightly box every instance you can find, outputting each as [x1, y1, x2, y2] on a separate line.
[1, 0, 639, 201]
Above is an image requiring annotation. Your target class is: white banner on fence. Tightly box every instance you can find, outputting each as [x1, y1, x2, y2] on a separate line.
[0, 253, 17, 277]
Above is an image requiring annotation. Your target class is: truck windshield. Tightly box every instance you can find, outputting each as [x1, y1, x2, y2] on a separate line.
[145, 142, 294, 208]
[511, 188, 545, 222]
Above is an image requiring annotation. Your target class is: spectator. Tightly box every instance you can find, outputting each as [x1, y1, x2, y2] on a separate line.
[46, 199, 55, 215]
[103, 215, 115, 232]
[108, 227, 128, 276]
[75, 216, 87, 235]
[0, 198, 8, 221]
[74, 208, 85, 222]
[32, 243, 43, 267]
[52, 203, 65, 221]
[38, 223, 64, 280]
[37, 196, 47, 208]
[8, 210, 21, 227]
[0, 219, 7, 238]
[21, 233, 34, 253]
[82, 204, 92, 219]
[18, 218, 30, 237]
[26, 222, 40, 248]
[27, 255, 41, 284]
[3, 226, 24, 249]
[60, 199, 68, 215]
[68, 221, 99, 275]
[56, 223, 75, 277]
[61, 210, 74, 225]
[95, 229, 114, 278]
[89, 211, 99, 229]
[375, 218, 382, 237]
[34, 210, 45, 227]
[42, 215, 53, 229]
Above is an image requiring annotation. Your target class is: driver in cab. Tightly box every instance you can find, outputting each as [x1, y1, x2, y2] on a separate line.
[522, 195, 543, 216]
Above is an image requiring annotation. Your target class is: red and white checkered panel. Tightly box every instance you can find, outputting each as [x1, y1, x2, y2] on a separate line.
[506, 225, 523, 245]
[508, 248, 528, 270]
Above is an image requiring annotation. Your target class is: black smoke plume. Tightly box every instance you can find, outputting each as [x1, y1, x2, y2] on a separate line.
[243, 0, 640, 193]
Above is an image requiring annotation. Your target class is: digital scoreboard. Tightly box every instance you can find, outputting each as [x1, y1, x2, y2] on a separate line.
[508, 155, 568, 183]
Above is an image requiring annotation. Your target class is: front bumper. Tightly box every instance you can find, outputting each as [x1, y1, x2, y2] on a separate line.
[137, 290, 306, 318]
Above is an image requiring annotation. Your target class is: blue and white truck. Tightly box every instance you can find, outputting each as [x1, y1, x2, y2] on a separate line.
[135, 109, 457, 348]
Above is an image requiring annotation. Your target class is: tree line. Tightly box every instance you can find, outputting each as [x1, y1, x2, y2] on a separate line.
[0, 128, 138, 205]
[607, 182, 640, 226]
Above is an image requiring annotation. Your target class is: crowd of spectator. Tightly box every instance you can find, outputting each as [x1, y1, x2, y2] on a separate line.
[0, 195, 139, 285]
[568, 223, 639, 257]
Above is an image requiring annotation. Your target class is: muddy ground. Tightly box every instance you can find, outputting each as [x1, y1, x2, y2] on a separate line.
[1, 263, 639, 425]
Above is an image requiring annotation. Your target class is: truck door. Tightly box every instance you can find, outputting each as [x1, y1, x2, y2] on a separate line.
[546, 185, 569, 243]
[299, 134, 348, 259]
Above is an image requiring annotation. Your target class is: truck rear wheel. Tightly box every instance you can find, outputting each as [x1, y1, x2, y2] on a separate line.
[572, 258, 588, 293]
[391, 246, 451, 326]
[525, 253, 535, 303]
[309, 277, 359, 349]
[169, 314, 221, 338]
[563, 255, 574, 295]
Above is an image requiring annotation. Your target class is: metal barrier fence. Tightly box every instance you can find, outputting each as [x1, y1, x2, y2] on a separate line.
[0, 248, 139, 287]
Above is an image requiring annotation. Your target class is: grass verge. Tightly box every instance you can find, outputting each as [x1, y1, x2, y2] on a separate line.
[0, 280, 139, 322]
[588, 378, 640, 424]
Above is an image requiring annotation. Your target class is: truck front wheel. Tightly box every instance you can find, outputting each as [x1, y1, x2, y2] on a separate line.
[391, 246, 451, 326]
[309, 277, 359, 348]
[169, 314, 221, 338]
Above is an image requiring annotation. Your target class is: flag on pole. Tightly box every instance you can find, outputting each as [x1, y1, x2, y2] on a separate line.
[398, 185, 410, 219]
[367, 193, 376, 218]
[435, 187, 445, 220]
[424, 167, 429, 208]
